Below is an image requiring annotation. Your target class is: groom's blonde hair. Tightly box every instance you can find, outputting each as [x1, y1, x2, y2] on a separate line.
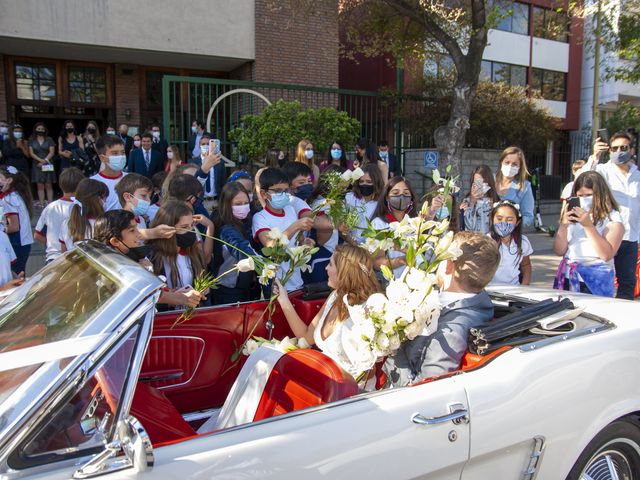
[334, 244, 381, 322]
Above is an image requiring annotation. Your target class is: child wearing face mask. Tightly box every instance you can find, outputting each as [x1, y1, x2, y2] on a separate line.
[213, 182, 261, 304]
[460, 165, 498, 234]
[553, 171, 624, 297]
[90, 135, 128, 211]
[148, 200, 213, 303]
[252, 168, 315, 291]
[346, 163, 385, 243]
[295, 139, 320, 186]
[371, 176, 418, 280]
[59, 178, 108, 251]
[488, 200, 533, 286]
[115, 173, 179, 242]
[320, 141, 349, 172]
[0, 166, 34, 274]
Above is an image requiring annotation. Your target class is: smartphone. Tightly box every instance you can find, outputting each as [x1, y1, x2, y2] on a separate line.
[567, 197, 580, 222]
[597, 128, 609, 143]
[209, 139, 221, 155]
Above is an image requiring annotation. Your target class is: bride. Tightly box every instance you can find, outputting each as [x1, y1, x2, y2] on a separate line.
[197, 244, 382, 433]
[273, 243, 382, 378]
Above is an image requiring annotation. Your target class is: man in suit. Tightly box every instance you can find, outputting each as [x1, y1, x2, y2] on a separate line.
[193, 134, 226, 212]
[383, 232, 500, 386]
[129, 133, 164, 179]
[187, 119, 210, 159]
[149, 124, 168, 165]
[378, 140, 400, 177]
[118, 123, 134, 159]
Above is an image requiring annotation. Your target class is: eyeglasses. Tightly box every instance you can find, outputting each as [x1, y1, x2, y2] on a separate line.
[611, 145, 630, 152]
[267, 188, 290, 194]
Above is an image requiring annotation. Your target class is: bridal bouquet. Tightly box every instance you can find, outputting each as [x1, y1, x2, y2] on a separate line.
[352, 169, 463, 367]
[310, 167, 364, 229]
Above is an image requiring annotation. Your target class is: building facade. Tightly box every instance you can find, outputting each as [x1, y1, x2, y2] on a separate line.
[0, 0, 338, 136]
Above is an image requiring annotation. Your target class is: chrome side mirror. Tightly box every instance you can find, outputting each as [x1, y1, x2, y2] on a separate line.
[74, 416, 153, 478]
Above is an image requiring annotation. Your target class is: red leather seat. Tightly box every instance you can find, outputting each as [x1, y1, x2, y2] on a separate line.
[131, 383, 195, 445]
[253, 349, 358, 422]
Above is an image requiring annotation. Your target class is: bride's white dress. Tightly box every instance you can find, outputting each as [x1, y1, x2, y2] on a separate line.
[197, 291, 371, 432]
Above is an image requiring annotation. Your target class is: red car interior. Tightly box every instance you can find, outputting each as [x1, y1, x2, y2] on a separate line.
[253, 349, 359, 422]
[131, 294, 511, 447]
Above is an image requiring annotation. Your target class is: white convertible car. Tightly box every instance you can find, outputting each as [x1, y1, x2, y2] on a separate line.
[1, 242, 639, 480]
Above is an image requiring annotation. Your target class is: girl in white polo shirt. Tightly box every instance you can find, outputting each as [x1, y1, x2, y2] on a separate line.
[148, 199, 214, 296]
[0, 166, 34, 274]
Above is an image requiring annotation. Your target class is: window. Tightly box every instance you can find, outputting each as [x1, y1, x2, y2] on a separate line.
[146, 71, 173, 107]
[495, 1, 529, 35]
[533, 6, 569, 42]
[423, 54, 455, 78]
[69, 67, 107, 103]
[531, 68, 566, 101]
[481, 61, 528, 87]
[15, 63, 56, 102]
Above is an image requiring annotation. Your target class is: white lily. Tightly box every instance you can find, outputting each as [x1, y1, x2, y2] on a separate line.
[237, 257, 255, 273]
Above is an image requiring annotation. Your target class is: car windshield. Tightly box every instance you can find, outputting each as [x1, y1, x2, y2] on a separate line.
[0, 250, 120, 402]
[0, 250, 120, 352]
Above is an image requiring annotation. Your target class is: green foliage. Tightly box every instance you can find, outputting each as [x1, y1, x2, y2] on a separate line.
[614, 11, 640, 83]
[603, 102, 640, 135]
[228, 100, 361, 161]
[400, 78, 558, 150]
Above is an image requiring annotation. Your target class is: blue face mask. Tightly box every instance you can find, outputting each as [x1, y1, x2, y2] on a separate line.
[295, 183, 314, 201]
[379, 151, 389, 159]
[108, 155, 126, 172]
[435, 205, 450, 220]
[494, 221, 516, 237]
[132, 196, 150, 216]
[269, 192, 291, 209]
[331, 149, 342, 160]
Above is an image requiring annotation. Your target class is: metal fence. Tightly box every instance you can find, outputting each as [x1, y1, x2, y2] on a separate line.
[161, 75, 405, 165]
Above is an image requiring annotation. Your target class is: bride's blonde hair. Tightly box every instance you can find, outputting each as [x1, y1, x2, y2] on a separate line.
[333, 244, 381, 321]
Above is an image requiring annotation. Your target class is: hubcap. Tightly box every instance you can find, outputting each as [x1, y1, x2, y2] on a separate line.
[581, 446, 637, 480]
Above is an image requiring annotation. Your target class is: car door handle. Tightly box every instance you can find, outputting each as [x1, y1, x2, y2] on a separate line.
[412, 407, 469, 426]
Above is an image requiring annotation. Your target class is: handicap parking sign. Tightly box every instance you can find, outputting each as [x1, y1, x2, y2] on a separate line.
[424, 150, 439, 170]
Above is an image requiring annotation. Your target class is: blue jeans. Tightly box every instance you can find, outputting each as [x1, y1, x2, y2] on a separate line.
[614, 240, 638, 300]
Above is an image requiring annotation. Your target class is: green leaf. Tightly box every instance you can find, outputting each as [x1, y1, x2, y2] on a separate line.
[230, 349, 240, 362]
[406, 243, 415, 267]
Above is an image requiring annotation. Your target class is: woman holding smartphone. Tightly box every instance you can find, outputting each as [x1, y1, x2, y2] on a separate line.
[553, 171, 624, 297]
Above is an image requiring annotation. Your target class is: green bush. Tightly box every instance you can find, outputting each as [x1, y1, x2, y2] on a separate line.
[228, 100, 361, 161]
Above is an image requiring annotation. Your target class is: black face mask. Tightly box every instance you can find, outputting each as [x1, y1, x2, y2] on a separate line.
[121, 242, 151, 262]
[176, 230, 197, 249]
[295, 184, 314, 201]
[388, 194, 412, 212]
[87, 127, 96, 134]
[359, 184, 374, 197]
[66, 127, 74, 133]
[36, 131, 45, 136]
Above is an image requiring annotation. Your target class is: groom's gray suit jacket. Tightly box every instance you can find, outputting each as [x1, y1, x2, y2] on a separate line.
[383, 290, 494, 387]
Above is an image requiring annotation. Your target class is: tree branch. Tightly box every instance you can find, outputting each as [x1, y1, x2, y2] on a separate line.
[384, 0, 465, 67]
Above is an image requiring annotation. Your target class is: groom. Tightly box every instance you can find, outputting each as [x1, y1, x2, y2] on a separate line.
[384, 232, 500, 387]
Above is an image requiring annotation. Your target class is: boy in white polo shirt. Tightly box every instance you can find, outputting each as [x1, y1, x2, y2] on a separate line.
[91, 135, 127, 211]
[252, 168, 314, 291]
[34, 167, 85, 263]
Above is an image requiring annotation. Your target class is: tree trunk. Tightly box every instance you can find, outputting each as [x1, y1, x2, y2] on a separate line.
[434, 75, 477, 180]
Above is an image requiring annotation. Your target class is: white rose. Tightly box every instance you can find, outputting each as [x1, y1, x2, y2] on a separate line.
[404, 268, 429, 291]
[388, 333, 401, 352]
[237, 257, 255, 273]
[266, 227, 283, 241]
[375, 332, 390, 352]
[404, 320, 424, 340]
[242, 338, 260, 356]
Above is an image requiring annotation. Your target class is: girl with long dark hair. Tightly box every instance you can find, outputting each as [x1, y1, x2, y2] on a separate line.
[489, 200, 532, 285]
[60, 178, 108, 250]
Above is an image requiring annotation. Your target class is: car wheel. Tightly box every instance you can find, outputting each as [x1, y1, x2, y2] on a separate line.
[567, 419, 640, 480]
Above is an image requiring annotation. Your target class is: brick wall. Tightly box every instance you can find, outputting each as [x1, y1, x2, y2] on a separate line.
[254, 0, 339, 89]
[114, 64, 141, 127]
[0, 56, 8, 122]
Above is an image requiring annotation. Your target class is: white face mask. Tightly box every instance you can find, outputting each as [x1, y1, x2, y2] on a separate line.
[133, 140, 141, 147]
[106, 130, 116, 135]
[501, 163, 519, 179]
[200, 145, 209, 155]
[579, 195, 593, 211]
[151, 131, 160, 139]
[305, 149, 314, 160]
[167, 151, 174, 160]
